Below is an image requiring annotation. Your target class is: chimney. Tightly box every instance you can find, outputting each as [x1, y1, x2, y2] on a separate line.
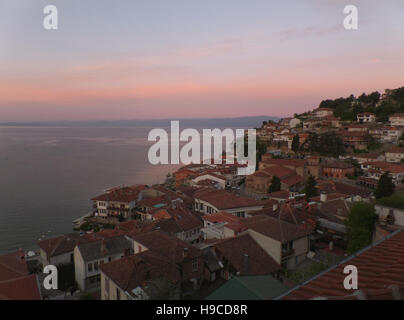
[329, 241, 334, 251]
[320, 193, 327, 203]
[243, 254, 249, 275]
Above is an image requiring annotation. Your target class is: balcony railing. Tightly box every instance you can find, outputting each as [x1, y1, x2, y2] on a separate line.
[107, 206, 130, 211]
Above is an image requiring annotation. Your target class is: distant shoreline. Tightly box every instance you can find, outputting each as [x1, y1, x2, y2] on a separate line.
[0, 116, 279, 128]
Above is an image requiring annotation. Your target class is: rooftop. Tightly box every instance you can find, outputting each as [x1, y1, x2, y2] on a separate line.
[278, 229, 404, 300]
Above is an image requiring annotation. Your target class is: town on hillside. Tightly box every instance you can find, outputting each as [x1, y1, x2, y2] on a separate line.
[2, 87, 404, 300]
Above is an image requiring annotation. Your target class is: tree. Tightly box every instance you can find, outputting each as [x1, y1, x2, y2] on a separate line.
[366, 134, 380, 151]
[303, 132, 344, 157]
[291, 134, 300, 153]
[345, 202, 377, 255]
[268, 176, 281, 193]
[304, 175, 317, 200]
[374, 172, 395, 199]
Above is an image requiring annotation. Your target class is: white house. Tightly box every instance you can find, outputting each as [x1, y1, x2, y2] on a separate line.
[357, 112, 375, 123]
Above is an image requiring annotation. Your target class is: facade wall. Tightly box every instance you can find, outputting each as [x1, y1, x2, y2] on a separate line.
[246, 229, 281, 264]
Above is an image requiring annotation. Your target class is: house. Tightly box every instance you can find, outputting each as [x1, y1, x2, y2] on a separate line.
[245, 165, 303, 195]
[37, 233, 88, 267]
[313, 108, 334, 118]
[126, 230, 204, 294]
[100, 251, 182, 300]
[345, 124, 369, 132]
[193, 189, 264, 218]
[369, 126, 402, 144]
[390, 113, 404, 127]
[322, 161, 355, 179]
[74, 235, 132, 292]
[357, 112, 376, 123]
[0, 250, 42, 300]
[375, 204, 404, 228]
[201, 211, 246, 240]
[267, 190, 291, 202]
[277, 229, 404, 300]
[386, 147, 404, 163]
[314, 195, 353, 245]
[317, 180, 372, 200]
[151, 206, 203, 244]
[0, 250, 30, 282]
[352, 153, 385, 164]
[259, 157, 307, 178]
[206, 275, 288, 300]
[0, 274, 42, 300]
[339, 130, 368, 150]
[359, 161, 404, 188]
[242, 215, 312, 269]
[91, 185, 146, 219]
[213, 234, 281, 279]
[191, 172, 227, 189]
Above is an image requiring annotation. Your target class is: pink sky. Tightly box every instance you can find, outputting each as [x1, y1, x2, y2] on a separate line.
[1, 1, 404, 121]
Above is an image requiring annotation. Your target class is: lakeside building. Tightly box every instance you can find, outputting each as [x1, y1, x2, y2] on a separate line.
[91, 185, 147, 219]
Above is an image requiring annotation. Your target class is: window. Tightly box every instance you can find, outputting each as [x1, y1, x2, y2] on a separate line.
[192, 258, 199, 272]
[88, 263, 93, 272]
[94, 261, 99, 271]
[116, 288, 120, 300]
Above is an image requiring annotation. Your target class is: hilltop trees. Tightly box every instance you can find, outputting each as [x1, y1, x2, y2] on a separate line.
[317, 87, 404, 123]
[303, 132, 345, 157]
[268, 176, 281, 193]
[345, 202, 377, 255]
[374, 172, 395, 199]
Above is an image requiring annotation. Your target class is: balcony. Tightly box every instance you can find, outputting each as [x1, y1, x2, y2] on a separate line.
[107, 206, 129, 212]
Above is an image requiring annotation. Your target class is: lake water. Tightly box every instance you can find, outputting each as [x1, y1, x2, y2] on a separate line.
[0, 126, 182, 254]
[0, 118, 266, 254]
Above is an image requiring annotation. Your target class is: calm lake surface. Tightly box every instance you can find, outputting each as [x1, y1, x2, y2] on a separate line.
[0, 117, 265, 254]
[0, 126, 182, 254]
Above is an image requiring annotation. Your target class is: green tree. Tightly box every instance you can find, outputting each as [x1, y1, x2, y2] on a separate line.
[345, 202, 377, 255]
[304, 175, 317, 200]
[366, 134, 380, 151]
[291, 134, 300, 153]
[268, 176, 281, 193]
[374, 172, 395, 199]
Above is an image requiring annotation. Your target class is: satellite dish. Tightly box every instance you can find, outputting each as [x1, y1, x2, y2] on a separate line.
[27, 251, 35, 257]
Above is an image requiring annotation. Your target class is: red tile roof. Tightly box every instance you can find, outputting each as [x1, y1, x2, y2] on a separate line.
[129, 230, 202, 264]
[202, 212, 241, 224]
[92, 185, 145, 202]
[387, 146, 404, 154]
[194, 189, 262, 210]
[242, 215, 312, 243]
[281, 174, 303, 187]
[0, 275, 41, 300]
[262, 158, 306, 167]
[0, 250, 29, 282]
[100, 251, 181, 294]
[37, 233, 89, 257]
[279, 229, 404, 300]
[215, 234, 280, 276]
